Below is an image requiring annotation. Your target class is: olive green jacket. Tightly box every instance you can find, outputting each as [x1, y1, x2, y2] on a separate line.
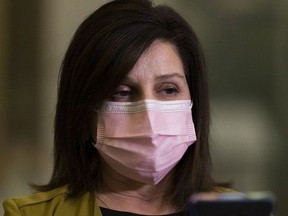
[3, 185, 237, 216]
[3, 186, 102, 216]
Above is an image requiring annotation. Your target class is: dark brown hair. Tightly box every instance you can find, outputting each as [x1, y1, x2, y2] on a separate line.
[35, 0, 228, 210]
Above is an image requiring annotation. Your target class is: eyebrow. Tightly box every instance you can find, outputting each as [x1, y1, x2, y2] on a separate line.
[122, 73, 186, 84]
[154, 73, 186, 81]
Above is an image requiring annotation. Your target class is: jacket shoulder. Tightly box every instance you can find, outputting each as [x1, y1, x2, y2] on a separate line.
[2, 186, 100, 216]
[3, 186, 69, 216]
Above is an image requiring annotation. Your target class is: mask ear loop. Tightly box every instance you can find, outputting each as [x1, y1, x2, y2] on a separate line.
[190, 102, 193, 109]
[89, 135, 96, 146]
[90, 108, 99, 147]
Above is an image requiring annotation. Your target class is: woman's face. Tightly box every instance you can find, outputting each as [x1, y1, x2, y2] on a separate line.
[109, 40, 191, 102]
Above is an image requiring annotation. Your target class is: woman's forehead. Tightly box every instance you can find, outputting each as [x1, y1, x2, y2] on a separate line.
[126, 40, 185, 82]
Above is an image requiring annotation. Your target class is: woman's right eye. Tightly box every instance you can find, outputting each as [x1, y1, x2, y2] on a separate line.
[109, 85, 133, 102]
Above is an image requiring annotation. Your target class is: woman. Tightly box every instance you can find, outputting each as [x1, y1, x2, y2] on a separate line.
[3, 0, 230, 215]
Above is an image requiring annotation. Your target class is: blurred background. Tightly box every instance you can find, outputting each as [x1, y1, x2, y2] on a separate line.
[0, 0, 287, 215]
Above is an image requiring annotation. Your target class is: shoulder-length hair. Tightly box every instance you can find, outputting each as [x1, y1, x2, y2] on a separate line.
[35, 0, 227, 210]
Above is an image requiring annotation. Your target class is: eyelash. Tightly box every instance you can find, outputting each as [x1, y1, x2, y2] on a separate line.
[110, 90, 133, 100]
[110, 84, 180, 101]
[118, 90, 132, 97]
[158, 87, 180, 96]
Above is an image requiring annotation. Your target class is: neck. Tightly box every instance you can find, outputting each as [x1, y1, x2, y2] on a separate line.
[96, 162, 177, 215]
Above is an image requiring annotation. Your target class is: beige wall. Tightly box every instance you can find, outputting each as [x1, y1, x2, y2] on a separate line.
[0, 1, 7, 144]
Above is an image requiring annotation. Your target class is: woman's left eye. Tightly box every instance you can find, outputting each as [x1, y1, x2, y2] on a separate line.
[158, 85, 180, 97]
[162, 87, 179, 95]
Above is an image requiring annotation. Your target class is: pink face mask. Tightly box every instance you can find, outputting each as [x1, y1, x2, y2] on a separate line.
[94, 99, 196, 185]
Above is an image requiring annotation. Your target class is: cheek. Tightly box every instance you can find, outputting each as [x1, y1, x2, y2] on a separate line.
[182, 82, 192, 100]
[188, 88, 192, 100]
